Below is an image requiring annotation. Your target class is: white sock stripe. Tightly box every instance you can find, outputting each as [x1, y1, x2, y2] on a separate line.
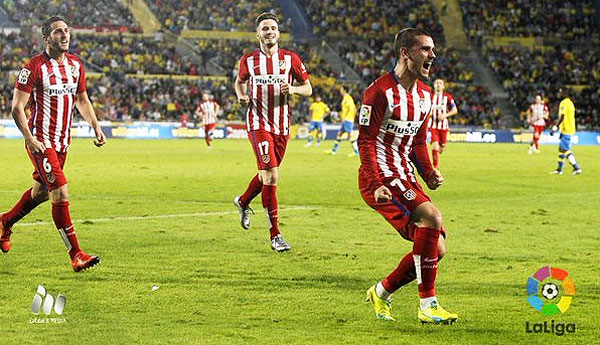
[57, 228, 72, 251]
[413, 254, 422, 285]
[263, 207, 273, 228]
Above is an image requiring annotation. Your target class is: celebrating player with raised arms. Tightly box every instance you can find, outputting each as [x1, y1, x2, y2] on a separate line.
[233, 12, 312, 252]
[1, 16, 105, 272]
[359, 28, 458, 324]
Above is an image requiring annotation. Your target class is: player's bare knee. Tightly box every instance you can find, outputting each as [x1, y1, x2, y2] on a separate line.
[261, 169, 278, 185]
[50, 185, 69, 203]
[425, 210, 443, 230]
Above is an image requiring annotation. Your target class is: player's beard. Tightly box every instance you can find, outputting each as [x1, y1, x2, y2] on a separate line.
[51, 38, 69, 53]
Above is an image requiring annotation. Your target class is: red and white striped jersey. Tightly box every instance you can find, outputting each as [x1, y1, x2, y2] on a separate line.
[529, 102, 548, 126]
[238, 48, 309, 136]
[358, 72, 435, 191]
[428, 91, 456, 130]
[16, 52, 86, 153]
[198, 100, 219, 125]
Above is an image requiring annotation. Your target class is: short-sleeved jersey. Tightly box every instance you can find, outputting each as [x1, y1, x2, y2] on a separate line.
[357, 71, 434, 191]
[309, 101, 329, 122]
[238, 48, 309, 136]
[529, 102, 549, 126]
[558, 98, 576, 135]
[16, 52, 86, 153]
[340, 93, 357, 122]
[198, 100, 219, 125]
[428, 92, 455, 130]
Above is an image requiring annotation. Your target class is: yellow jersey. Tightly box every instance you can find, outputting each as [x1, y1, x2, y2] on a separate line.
[340, 93, 357, 122]
[558, 98, 576, 135]
[309, 101, 330, 122]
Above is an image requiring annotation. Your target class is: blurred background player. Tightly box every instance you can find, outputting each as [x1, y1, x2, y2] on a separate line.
[196, 92, 220, 148]
[551, 88, 582, 175]
[305, 95, 329, 147]
[0, 16, 105, 272]
[233, 13, 312, 252]
[325, 86, 358, 156]
[527, 94, 549, 154]
[428, 79, 457, 169]
[359, 28, 458, 324]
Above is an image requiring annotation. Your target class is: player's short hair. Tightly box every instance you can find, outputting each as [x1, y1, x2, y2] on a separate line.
[393, 28, 433, 59]
[255, 12, 279, 28]
[42, 16, 69, 38]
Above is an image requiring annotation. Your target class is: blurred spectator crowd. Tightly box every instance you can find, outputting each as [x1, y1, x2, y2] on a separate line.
[459, 0, 598, 46]
[1, 0, 140, 31]
[71, 33, 200, 75]
[486, 44, 600, 129]
[300, 0, 445, 41]
[146, 0, 284, 33]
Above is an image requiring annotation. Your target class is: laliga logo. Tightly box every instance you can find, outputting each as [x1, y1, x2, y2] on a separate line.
[526, 266, 576, 315]
[31, 285, 66, 315]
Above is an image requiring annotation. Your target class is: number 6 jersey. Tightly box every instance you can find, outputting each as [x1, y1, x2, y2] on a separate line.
[15, 52, 86, 153]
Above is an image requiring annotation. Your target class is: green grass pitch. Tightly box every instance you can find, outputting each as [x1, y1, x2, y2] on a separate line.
[0, 138, 598, 344]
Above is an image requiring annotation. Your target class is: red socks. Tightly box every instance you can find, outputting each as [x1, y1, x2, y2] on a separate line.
[382, 251, 416, 293]
[413, 227, 440, 298]
[51, 201, 81, 259]
[2, 188, 42, 229]
[533, 136, 539, 150]
[239, 175, 281, 239]
[239, 174, 263, 207]
[432, 149, 440, 169]
[261, 185, 280, 239]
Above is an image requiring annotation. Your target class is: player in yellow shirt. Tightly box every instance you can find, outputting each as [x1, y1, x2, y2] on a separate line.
[325, 87, 359, 156]
[551, 88, 582, 175]
[305, 95, 330, 147]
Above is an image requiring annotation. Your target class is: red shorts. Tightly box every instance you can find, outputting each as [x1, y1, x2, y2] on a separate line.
[359, 175, 446, 241]
[533, 125, 544, 135]
[248, 130, 289, 170]
[27, 147, 68, 191]
[430, 128, 448, 146]
[205, 123, 216, 132]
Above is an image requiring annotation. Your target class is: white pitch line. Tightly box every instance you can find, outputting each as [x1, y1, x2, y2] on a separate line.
[16, 206, 314, 227]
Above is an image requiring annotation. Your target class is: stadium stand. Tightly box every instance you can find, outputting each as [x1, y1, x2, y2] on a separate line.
[459, 0, 599, 45]
[3, 1, 594, 129]
[485, 44, 600, 129]
[1, 0, 140, 32]
[300, 0, 445, 41]
[459, 0, 600, 129]
[146, 0, 284, 33]
[71, 34, 199, 75]
[86, 76, 236, 121]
